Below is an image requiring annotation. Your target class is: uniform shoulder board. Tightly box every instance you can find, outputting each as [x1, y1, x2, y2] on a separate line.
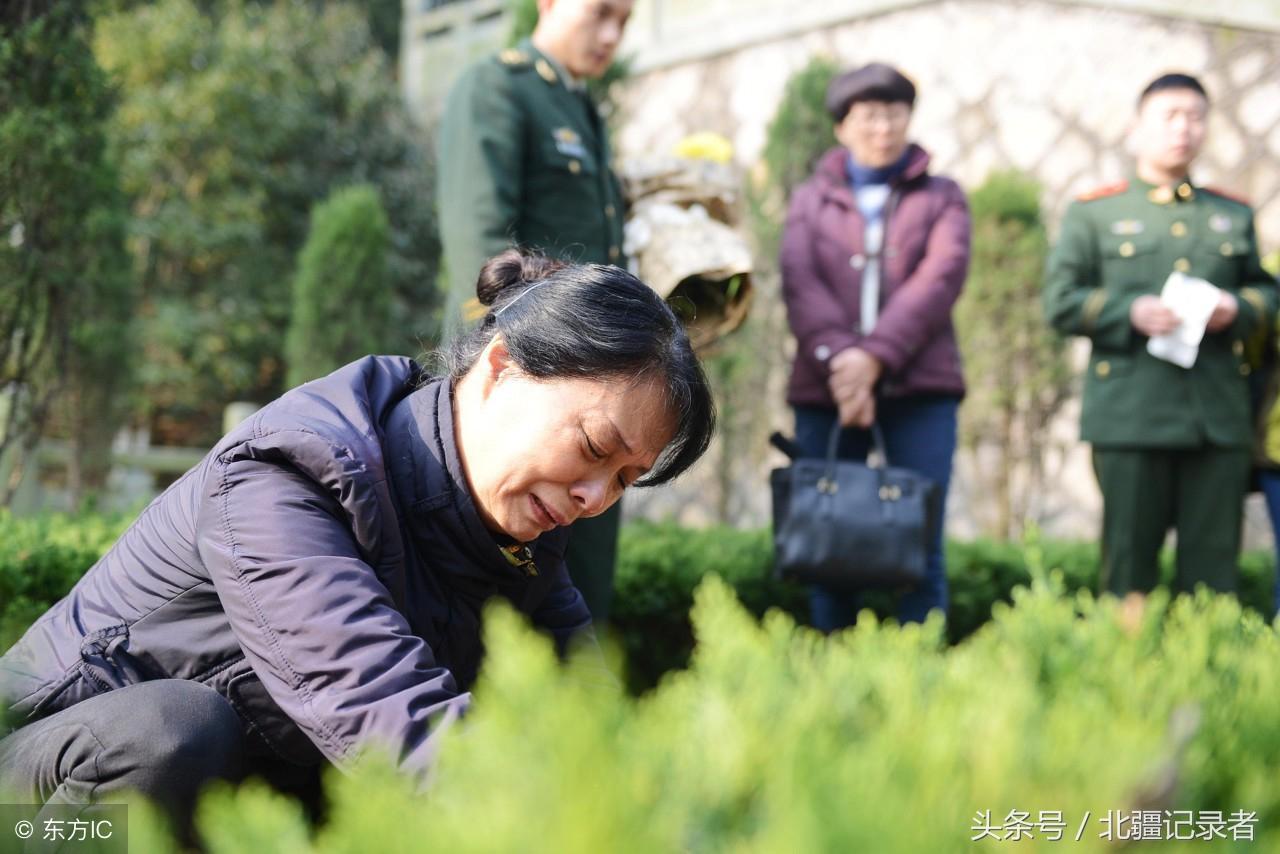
[498, 48, 531, 68]
[1202, 185, 1251, 208]
[1076, 180, 1128, 202]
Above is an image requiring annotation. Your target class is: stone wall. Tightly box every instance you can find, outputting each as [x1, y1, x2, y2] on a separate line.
[615, 0, 1280, 239]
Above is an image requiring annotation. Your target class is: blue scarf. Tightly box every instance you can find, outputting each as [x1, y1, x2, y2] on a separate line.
[846, 147, 913, 189]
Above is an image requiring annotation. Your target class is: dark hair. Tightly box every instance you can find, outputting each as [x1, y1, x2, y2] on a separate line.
[1138, 72, 1208, 106]
[825, 63, 916, 121]
[441, 248, 716, 487]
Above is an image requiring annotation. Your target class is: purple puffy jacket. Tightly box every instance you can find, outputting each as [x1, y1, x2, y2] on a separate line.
[781, 144, 971, 406]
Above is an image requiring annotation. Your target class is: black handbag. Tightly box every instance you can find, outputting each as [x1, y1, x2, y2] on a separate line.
[769, 421, 940, 590]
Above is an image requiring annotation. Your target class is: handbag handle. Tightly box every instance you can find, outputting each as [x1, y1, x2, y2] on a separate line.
[820, 420, 889, 491]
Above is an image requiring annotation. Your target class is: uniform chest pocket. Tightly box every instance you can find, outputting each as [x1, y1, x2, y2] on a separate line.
[1194, 235, 1252, 284]
[1209, 236, 1253, 257]
[1099, 235, 1159, 288]
[539, 139, 599, 178]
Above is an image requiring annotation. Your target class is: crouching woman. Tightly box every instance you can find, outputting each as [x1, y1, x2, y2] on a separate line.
[0, 248, 715, 830]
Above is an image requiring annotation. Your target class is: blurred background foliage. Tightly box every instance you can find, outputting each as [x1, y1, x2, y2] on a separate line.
[93, 0, 439, 446]
[285, 184, 393, 388]
[1, 0, 439, 506]
[0, 0, 135, 506]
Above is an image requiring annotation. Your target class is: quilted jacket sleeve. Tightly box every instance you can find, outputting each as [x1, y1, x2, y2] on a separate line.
[196, 443, 468, 780]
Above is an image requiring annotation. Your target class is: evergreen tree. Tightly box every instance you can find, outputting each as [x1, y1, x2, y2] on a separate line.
[285, 185, 392, 388]
[0, 1, 135, 506]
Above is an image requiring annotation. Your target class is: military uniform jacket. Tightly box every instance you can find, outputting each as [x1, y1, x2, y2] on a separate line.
[437, 40, 626, 318]
[1044, 177, 1277, 449]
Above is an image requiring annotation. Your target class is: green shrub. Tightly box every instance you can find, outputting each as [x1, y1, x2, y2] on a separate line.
[955, 171, 1071, 539]
[0, 511, 129, 650]
[614, 523, 1276, 690]
[285, 184, 392, 388]
[611, 522, 806, 692]
[111, 575, 1280, 852]
[3, 513, 1275, 695]
[760, 55, 838, 200]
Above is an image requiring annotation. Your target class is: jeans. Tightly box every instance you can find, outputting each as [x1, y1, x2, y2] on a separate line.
[1258, 469, 1280, 618]
[793, 395, 959, 630]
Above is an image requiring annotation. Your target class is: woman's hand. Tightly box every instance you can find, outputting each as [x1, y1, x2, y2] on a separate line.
[836, 388, 877, 428]
[828, 347, 882, 427]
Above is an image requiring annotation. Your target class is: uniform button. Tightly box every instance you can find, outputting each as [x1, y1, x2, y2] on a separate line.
[814, 345, 832, 361]
[1118, 241, 1135, 257]
[605, 204, 616, 218]
[608, 245, 620, 261]
[1234, 340, 1245, 356]
[1220, 242, 1234, 256]
[1241, 364, 1252, 376]
[1177, 182, 1193, 200]
[1170, 221, 1187, 237]
[1174, 258, 1191, 273]
[568, 160, 581, 174]
[1096, 360, 1111, 377]
[849, 254, 866, 269]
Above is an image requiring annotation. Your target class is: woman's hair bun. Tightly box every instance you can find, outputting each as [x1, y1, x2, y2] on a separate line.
[475, 248, 567, 307]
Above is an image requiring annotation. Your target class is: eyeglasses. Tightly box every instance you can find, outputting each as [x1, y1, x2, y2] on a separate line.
[845, 105, 911, 128]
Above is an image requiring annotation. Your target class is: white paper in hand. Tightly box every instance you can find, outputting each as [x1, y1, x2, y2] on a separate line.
[1146, 271, 1220, 369]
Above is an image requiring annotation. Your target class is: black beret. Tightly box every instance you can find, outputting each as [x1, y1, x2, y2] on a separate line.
[825, 63, 917, 121]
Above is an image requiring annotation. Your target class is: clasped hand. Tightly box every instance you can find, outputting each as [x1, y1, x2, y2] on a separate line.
[828, 347, 882, 428]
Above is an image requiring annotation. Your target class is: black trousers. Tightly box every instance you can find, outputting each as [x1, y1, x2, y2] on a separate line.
[0, 680, 323, 842]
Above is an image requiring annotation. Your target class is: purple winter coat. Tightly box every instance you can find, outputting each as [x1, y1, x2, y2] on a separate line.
[0, 357, 592, 780]
[781, 144, 971, 406]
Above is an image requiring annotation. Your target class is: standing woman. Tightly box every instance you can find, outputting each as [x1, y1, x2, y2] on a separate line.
[780, 63, 970, 628]
[0, 249, 714, 833]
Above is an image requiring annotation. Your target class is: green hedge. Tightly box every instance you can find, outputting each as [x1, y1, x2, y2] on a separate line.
[0, 511, 130, 651]
[25, 576, 1278, 852]
[3, 513, 1280, 850]
[612, 521, 1277, 691]
[2, 513, 1276, 693]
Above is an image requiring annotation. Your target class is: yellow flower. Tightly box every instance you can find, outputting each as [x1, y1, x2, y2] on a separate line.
[673, 132, 734, 164]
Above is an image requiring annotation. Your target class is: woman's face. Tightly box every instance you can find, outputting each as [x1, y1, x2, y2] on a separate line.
[454, 340, 675, 543]
[835, 99, 912, 168]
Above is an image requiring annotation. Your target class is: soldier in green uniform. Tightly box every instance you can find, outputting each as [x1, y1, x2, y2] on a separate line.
[437, 0, 633, 623]
[1045, 73, 1277, 596]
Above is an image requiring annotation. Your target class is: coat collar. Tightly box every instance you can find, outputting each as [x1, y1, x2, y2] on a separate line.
[814, 142, 931, 206]
[383, 377, 559, 587]
[522, 39, 587, 93]
[1130, 172, 1198, 205]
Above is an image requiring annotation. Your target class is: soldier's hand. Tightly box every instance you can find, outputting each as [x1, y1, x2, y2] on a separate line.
[1205, 291, 1238, 333]
[1129, 295, 1180, 337]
